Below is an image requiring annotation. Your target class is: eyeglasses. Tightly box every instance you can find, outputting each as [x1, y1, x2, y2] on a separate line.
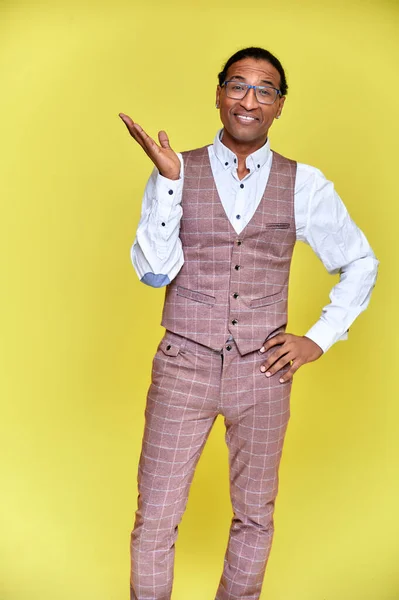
[221, 80, 282, 105]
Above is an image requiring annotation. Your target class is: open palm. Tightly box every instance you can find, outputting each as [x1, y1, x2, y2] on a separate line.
[119, 113, 180, 180]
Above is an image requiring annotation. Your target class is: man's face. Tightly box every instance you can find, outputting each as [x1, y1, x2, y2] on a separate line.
[216, 57, 285, 147]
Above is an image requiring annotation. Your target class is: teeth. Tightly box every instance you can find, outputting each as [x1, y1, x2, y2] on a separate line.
[236, 115, 256, 121]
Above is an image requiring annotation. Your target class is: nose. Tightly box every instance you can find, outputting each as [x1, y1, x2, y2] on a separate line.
[239, 87, 259, 110]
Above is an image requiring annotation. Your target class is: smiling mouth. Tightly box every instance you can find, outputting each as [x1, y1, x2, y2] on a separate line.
[234, 113, 259, 123]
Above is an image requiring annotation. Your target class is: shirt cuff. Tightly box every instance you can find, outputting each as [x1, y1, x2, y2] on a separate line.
[154, 172, 183, 216]
[304, 320, 349, 354]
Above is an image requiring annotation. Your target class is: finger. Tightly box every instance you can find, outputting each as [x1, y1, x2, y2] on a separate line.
[158, 130, 171, 149]
[119, 114, 149, 152]
[260, 347, 287, 373]
[279, 360, 302, 383]
[119, 112, 133, 126]
[260, 333, 288, 353]
[130, 126, 152, 154]
[119, 113, 138, 136]
[261, 353, 293, 377]
[134, 123, 160, 154]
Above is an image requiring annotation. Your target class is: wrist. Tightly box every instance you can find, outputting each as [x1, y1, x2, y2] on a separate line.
[159, 170, 180, 181]
[303, 335, 324, 356]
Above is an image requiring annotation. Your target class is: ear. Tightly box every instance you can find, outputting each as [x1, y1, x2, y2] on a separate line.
[275, 95, 286, 119]
[215, 85, 221, 109]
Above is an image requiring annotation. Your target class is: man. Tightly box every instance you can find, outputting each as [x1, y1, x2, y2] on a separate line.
[119, 47, 378, 600]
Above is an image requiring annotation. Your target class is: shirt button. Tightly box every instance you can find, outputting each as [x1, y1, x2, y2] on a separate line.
[240, 183, 244, 189]
[231, 319, 238, 325]
[225, 161, 228, 166]
[234, 158, 237, 163]
[226, 345, 232, 351]
[168, 189, 173, 195]
[234, 265, 240, 270]
[236, 214, 241, 220]
[257, 164, 260, 169]
[233, 293, 239, 299]
[166, 344, 171, 350]
[161, 222, 166, 226]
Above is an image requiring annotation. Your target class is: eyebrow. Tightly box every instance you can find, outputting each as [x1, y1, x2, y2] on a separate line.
[229, 75, 276, 86]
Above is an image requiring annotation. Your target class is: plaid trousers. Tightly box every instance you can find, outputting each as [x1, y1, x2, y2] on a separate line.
[130, 329, 292, 600]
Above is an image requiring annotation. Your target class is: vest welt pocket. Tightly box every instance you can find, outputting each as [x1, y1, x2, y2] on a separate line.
[265, 222, 290, 229]
[249, 290, 285, 308]
[176, 285, 216, 306]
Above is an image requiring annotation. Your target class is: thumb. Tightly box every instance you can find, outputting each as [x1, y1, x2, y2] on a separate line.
[158, 130, 171, 149]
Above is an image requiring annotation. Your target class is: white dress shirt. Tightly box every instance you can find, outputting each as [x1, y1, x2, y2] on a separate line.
[131, 129, 379, 353]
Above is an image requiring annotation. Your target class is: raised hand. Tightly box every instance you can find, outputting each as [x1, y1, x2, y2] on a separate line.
[119, 113, 181, 180]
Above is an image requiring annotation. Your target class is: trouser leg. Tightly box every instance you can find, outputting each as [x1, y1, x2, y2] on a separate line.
[215, 340, 292, 600]
[130, 331, 220, 600]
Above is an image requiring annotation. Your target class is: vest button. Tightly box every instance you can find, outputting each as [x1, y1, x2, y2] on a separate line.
[234, 265, 240, 270]
[231, 319, 238, 325]
[226, 345, 232, 351]
[166, 344, 171, 350]
[237, 240, 242, 245]
[233, 293, 239, 299]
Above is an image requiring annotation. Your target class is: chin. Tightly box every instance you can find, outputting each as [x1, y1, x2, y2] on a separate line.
[231, 129, 264, 144]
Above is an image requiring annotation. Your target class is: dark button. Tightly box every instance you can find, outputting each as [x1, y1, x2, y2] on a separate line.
[226, 345, 232, 351]
[234, 158, 237, 163]
[237, 240, 242, 246]
[166, 344, 171, 350]
[225, 161, 228, 166]
[257, 164, 261, 168]
[168, 189, 173, 195]
[234, 265, 240, 270]
[240, 183, 244, 189]
[236, 214, 241, 220]
[231, 319, 238, 325]
[233, 293, 239, 299]
[161, 222, 166, 226]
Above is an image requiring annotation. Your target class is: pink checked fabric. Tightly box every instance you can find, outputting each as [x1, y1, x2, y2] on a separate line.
[130, 145, 298, 599]
[161, 146, 297, 355]
[130, 330, 292, 600]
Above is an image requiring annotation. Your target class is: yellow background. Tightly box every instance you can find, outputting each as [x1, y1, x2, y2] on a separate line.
[1, 0, 398, 599]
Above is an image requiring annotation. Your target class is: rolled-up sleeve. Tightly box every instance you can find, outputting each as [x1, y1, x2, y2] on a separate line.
[131, 153, 185, 287]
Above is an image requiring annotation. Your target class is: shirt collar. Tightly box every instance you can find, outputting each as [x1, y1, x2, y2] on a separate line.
[213, 128, 271, 172]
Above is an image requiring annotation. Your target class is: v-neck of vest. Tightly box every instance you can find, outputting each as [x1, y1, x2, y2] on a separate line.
[205, 145, 276, 241]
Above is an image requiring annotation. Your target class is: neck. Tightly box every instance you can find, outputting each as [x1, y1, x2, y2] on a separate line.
[220, 129, 268, 180]
[221, 129, 267, 157]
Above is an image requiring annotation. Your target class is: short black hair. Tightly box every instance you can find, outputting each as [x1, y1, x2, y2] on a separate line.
[218, 47, 288, 96]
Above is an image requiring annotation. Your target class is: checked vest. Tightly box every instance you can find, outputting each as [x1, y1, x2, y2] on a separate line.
[161, 145, 297, 355]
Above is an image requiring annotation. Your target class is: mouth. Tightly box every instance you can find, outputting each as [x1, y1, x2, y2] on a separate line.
[233, 113, 259, 125]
